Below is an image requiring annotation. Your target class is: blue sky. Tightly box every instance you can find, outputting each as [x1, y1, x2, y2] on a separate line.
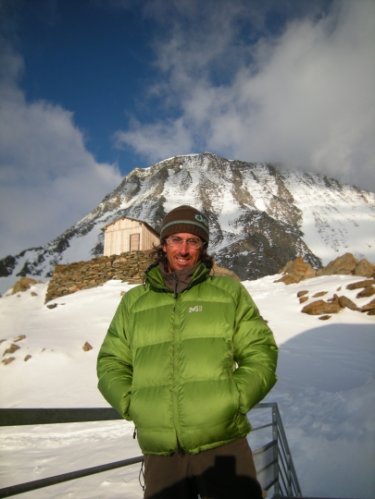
[0, 0, 374, 258]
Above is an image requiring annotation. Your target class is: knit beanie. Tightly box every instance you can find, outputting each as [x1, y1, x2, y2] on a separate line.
[160, 205, 209, 243]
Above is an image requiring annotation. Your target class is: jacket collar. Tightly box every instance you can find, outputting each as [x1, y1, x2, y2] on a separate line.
[145, 261, 210, 293]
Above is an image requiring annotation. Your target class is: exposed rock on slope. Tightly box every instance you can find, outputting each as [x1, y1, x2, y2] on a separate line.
[278, 253, 375, 284]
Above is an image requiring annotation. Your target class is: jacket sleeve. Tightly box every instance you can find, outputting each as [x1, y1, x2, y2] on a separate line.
[96, 297, 133, 420]
[232, 283, 278, 413]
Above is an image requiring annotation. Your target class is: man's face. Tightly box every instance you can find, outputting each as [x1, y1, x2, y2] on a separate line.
[162, 232, 203, 272]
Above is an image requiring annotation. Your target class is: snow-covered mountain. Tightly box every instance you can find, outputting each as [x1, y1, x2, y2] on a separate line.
[1, 152, 374, 293]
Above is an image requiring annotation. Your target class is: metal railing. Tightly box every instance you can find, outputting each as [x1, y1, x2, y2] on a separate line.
[251, 403, 302, 497]
[0, 403, 301, 498]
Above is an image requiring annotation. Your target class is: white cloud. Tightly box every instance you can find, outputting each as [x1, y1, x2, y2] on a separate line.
[116, 0, 375, 192]
[114, 117, 194, 161]
[0, 42, 122, 258]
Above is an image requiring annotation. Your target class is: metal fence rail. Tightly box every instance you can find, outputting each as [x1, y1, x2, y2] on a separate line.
[0, 403, 301, 498]
[272, 403, 302, 497]
[0, 456, 143, 498]
[250, 403, 302, 497]
[0, 407, 119, 426]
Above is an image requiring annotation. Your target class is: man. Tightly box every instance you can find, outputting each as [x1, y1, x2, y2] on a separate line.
[97, 205, 278, 498]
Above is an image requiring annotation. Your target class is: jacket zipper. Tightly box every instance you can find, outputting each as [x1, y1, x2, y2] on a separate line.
[171, 285, 181, 450]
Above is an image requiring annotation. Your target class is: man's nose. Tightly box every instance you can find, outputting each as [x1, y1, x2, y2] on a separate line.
[179, 240, 189, 252]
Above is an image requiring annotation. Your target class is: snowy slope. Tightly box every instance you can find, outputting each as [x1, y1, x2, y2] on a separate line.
[282, 171, 375, 263]
[0, 275, 374, 498]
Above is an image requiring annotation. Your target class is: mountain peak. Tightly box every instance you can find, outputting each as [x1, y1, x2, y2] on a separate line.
[1, 153, 374, 293]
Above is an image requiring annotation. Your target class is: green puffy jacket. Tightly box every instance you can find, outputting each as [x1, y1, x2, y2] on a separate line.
[97, 263, 278, 455]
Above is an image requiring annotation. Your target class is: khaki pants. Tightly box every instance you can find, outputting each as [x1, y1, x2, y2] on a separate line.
[143, 438, 262, 499]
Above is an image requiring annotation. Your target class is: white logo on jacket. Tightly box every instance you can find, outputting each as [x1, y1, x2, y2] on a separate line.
[189, 305, 203, 313]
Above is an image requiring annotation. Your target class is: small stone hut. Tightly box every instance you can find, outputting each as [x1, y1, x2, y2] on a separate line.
[103, 217, 159, 256]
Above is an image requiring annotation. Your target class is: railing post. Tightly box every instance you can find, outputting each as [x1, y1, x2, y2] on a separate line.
[287, 448, 292, 496]
[272, 404, 281, 497]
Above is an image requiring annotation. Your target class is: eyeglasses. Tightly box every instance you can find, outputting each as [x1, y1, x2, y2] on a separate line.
[165, 236, 203, 249]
